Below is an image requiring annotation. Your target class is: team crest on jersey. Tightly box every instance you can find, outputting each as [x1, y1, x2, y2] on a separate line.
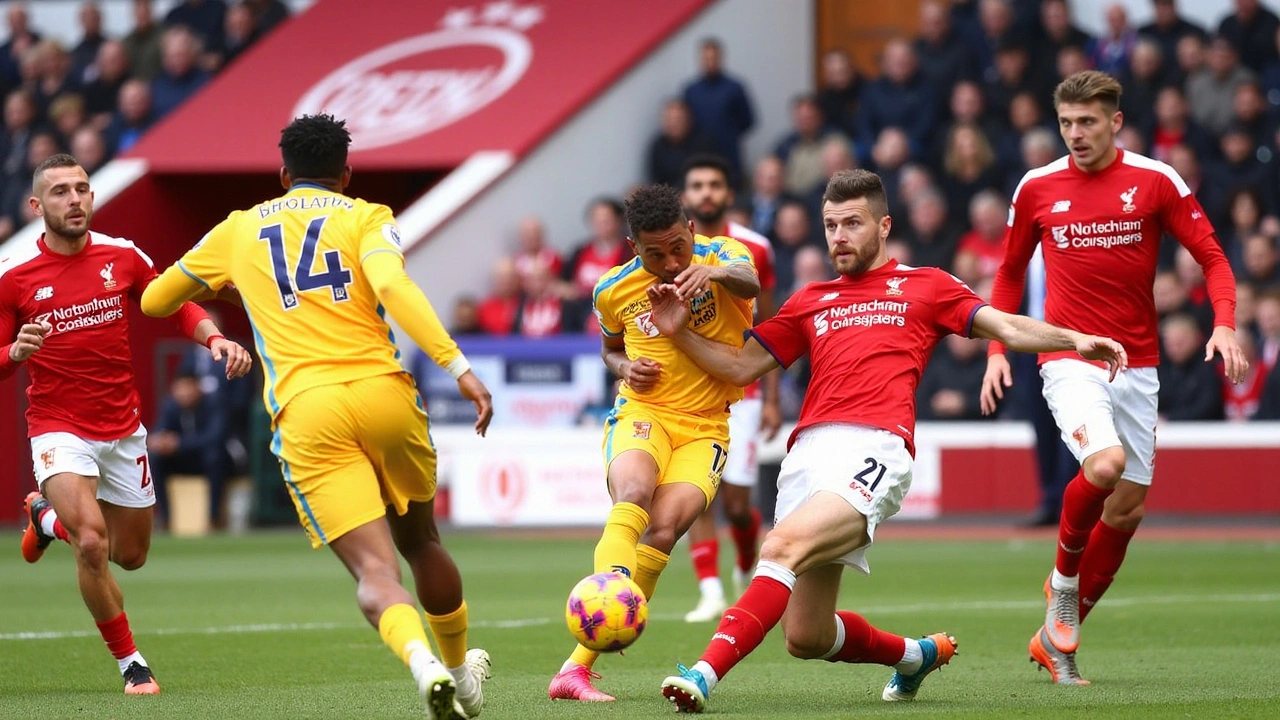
[1120, 186, 1137, 213]
[1051, 226, 1069, 249]
[40, 449, 55, 470]
[100, 263, 116, 290]
[634, 311, 660, 337]
[886, 277, 907, 296]
[632, 421, 651, 440]
[1072, 424, 1089, 449]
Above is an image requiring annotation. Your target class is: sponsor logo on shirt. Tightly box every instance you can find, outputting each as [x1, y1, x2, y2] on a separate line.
[634, 310, 660, 337]
[1051, 200, 1071, 213]
[39, 296, 125, 334]
[632, 421, 651, 440]
[1120, 186, 1137, 213]
[1050, 220, 1144, 250]
[33, 286, 53, 301]
[813, 299, 909, 336]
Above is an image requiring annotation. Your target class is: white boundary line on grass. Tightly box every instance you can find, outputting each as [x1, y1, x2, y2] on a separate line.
[3, 592, 1276, 642]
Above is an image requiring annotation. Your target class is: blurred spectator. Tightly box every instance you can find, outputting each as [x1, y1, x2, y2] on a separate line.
[1218, 0, 1280, 72]
[1157, 313, 1224, 420]
[104, 79, 154, 155]
[941, 123, 1002, 220]
[71, 126, 108, 175]
[477, 257, 521, 335]
[72, 2, 106, 83]
[936, 80, 1006, 169]
[123, 0, 164, 82]
[1205, 125, 1274, 215]
[2, 130, 57, 227]
[151, 27, 212, 120]
[1006, 126, 1060, 193]
[1055, 45, 1090, 85]
[0, 3, 40, 89]
[856, 39, 935, 164]
[984, 41, 1040, 123]
[791, 245, 831, 293]
[1221, 187, 1266, 271]
[917, 334, 990, 420]
[48, 93, 87, 147]
[1257, 357, 1280, 417]
[1034, 0, 1091, 91]
[518, 262, 567, 337]
[1244, 233, 1280, 288]
[1173, 246, 1217, 334]
[562, 197, 630, 300]
[166, 0, 227, 61]
[1187, 36, 1257, 135]
[682, 38, 755, 182]
[1257, 289, 1280, 368]
[1223, 331, 1267, 419]
[953, 189, 1006, 286]
[2, 89, 39, 176]
[1088, 3, 1138, 76]
[219, 1, 257, 67]
[33, 42, 81, 116]
[914, 0, 974, 116]
[771, 201, 815, 307]
[1232, 81, 1275, 148]
[1001, 91, 1050, 165]
[972, 0, 1016, 82]
[904, 189, 961, 270]
[1261, 28, 1280, 114]
[1237, 281, 1259, 334]
[1118, 38, 1167, 132]
[869, 128, 910, 217]
[450, 296, 481, 335]
[744, 156, 796, 237]
[774, 94, 846, 196]
[646, 98, 716, 188]
[897, 162, 936, 210]
[815, 48, 860, 136]
[512, 215, 563, 284]
[1116, 126, 1147, 155]
[244, 0, 291, 36]
[885, 236, 913, 265]
[83, 40, 130, 124]
[804, 137, 858, 229]
[1167, 144, 1224, 233]
[149, 371, 232, 528]
[1175, 30, 1207, 85]
[1147, 87, 1212, 163]
[1139, 0, 1207, 73]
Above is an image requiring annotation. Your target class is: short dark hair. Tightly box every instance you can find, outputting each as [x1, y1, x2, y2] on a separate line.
[585, 195, 624, 221]
[279, 114, 350, 180]
[700, 37, 722, 52]
[1054, 70, 1123, 113]
[625, 184, 686, 238]
[681, 153, 731, 186]
[822, 169, 888, 219]
[32, 153, 82, 190]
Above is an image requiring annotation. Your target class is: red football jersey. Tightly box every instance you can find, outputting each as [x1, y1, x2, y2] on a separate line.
[990, 149, 1235, 367]
[752, 261, 986, 455]
[724, 221, 776, 401]
[0, 233, 194, 440]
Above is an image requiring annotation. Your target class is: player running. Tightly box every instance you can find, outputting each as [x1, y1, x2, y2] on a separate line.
[648, 169, 1127, 713]
[679, 154, 782, 622]
[3, 153, 251, 695]
[548, 184, 760, 702]
[980, 71, 1246, 684]
[140, 115, 493, 720]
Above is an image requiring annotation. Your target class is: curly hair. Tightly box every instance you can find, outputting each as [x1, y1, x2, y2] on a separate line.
[624, 184, 685, 238]
[279, 114, 351, 180]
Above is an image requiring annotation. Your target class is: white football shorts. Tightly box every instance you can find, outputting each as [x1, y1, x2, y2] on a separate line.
[1040, 359, 1158, 486]
[30, 425, 156, 508]
[724, 398, 762, 488]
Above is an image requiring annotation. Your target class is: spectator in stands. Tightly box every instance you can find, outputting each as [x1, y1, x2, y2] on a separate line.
[48, 93, 87, 148]
[0, 129, 56, 229]
[177, 306, 253, 501]
[1246, 234, 1280, 289]
[478, 257, 522, 335]
[775, 94, 845, 196]
[935, 80, 1005, 169]
[1117, 125, 1148, 155]
[83, 40, 130, 124]
[744, 156, 794, 238]
[869, 128, 910, 218]
[104, 79, 154, 155]
[71, 126, 108, 175]
[904, 189, 960, 270]
[72, 2, 106, 84]
[770, 201, 814, 308]
[123, 0, 164, 82]
[1256, 290, 1280, 369]
[972, 0, 1016, 82]
[1256, 356, 1280, 418]
[166, 0, 227, 64]
[450, 296, 482, 336]
[1119, 38, 1167, 133]
[1223, 331, 1267, 420]
[1232, 81, 1275, 147]
[940, 123, 1002, 222]
[1147, 86, 1212, 163]
[1035, 0, 1090, 91]
[1222, 187, 1267, 271]
[0, 3, 40, 89]
[1158, 313, 1225, 420]
[219, 1, 258, 67]
[562, 196, 630, 300]
[1005, 125, 1058, 193]
[1139, 0, 1207, 73]
[33, 42, 80, 116]
[790, 245, 831, 293]
[151, 27, 211, 120]
[896, 162, 935, 210]
[1206, 125, 1275, 214]
[953, 189, 1006, 286]
[1153, 269, 1194, 325]
[682, 38, 755, 182]
[512, 215, 563, 284]
[1054, 43, 1090, 85]
[914, 0, 974, 119]
[1088, 3, 1138, 76]
[1167, 144, 1224, 233]
[2, 89, 39, 173]
[856, 38, 935, 164]
[244, 0, 291, 37]
[1237, 281, 1259, 335]
[517, 262, 565, 337]
[816, 48, 860, 137]
[1174, 246, 1219, 335]
[984, 40, 1039, 123]
[917, 333, 991, 421]
[1001, 91, 1050, 166]
[149, 370, 232, 529]
[803, 137, 858, 226]
[647, 98, 716, 188]
[1219, 0, 1280, 72]
[1188, 36, 1257, 135]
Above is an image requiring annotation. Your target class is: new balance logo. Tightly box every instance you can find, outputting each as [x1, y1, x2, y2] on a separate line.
[1051, 200, 1071, 213]
[33, 286, 53, 301]
[820, 292, 839, 301]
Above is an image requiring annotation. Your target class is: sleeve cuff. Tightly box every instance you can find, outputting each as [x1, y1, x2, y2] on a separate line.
[444, 355, 471, 380]
[748, 329, 789, 369]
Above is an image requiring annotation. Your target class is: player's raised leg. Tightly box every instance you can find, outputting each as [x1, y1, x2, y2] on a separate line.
[21, 490, 68, 563]
[1078, 480, 1145, 620]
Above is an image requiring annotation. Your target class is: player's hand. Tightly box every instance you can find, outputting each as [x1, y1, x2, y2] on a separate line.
[621, 356, 661, 393]
[1205, 325, 1248, 385]
[1076, 335, 1128, 382]
[210, 337, 253, 379]
[760, 399, 782, 441]
[645, 283, 691, 336]
[979, 353, 1012, 416]
[8, 321, 50, 363]
[672, 264, 718, 300]
[457, 371, 493, 436]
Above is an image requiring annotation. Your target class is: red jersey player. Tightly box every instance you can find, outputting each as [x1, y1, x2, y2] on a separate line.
[679, 154, 783, 623]
[646, 169, 1126, 714]
[980, 72, 1248, 686]
[1, 155, 251, 695]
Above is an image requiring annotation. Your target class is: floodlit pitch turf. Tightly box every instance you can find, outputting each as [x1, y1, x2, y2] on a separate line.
[1, 529, 1277, 719]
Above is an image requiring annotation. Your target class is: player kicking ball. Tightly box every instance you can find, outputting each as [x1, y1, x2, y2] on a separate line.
[4, 154, 252, 694]
[647, 169, 1128, 713]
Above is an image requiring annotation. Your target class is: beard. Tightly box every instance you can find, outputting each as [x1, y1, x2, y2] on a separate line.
[688, 200, 727, 226]
[46, 211, 91, 239]
[830, 241, 880, 277]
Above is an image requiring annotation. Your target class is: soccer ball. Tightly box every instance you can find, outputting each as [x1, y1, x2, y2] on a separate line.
[565, 571, 649, 652]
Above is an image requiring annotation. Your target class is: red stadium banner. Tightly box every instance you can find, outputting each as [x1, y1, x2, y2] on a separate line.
[127, 0, 715, 172]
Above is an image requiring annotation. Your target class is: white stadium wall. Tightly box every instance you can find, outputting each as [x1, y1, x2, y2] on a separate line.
[404, 0, 813, 327]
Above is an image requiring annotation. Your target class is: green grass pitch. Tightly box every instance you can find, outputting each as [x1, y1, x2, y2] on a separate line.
[1, 529, 1278, 719]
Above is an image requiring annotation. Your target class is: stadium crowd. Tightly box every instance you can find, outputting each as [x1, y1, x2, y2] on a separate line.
[453, 0, 1280, 424]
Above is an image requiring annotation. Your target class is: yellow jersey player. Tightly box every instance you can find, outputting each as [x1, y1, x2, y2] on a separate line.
[140, 115, 493, 720]
[548, 184, 759, 702]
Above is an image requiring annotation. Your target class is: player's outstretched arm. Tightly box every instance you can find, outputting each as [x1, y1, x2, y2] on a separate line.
[673, 261, 760, 301]
[140, 264, 207, 317]
[970, 306, 1128, 381]
[646, 284, 777, 386]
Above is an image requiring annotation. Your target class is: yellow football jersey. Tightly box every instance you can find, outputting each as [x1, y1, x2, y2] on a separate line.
[175, 183, 408, 418]
[593, 234, 756, 415]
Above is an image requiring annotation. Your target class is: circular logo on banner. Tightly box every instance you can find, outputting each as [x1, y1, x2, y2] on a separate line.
[292, 7, 539, 151]
[478, 459, 527, 525]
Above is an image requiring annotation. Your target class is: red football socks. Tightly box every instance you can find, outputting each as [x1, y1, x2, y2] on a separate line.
[729, 508, 761, 573]
[1078, 521, 1136, 621]
[96, 612, 138, 660]
[1056, 472, 1113, 577]
[690, 539, 720, 582]
[700, 574, 792, 680]
[826, 610, 907, 666]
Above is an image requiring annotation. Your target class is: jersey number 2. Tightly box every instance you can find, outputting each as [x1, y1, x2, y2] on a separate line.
[259, 217, 353, 310]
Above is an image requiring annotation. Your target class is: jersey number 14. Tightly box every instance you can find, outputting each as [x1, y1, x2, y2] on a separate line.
[259, 216, 353, 310]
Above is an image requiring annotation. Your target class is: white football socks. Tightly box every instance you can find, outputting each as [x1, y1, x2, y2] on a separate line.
[698, 577, 725, 601]
[1050, 569, 1079, 591]
[118, 650, 146, 674]
[40, 508, 58, 537]
[893, 638, 924, 674]
[691, 660, 718, 692]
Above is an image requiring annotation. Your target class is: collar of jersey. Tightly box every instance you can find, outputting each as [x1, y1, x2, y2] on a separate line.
[288, 182, 333, 193]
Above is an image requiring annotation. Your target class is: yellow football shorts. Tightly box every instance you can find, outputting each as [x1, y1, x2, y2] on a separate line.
[602, 397, 730, 507]
[272, 372, 437, 548]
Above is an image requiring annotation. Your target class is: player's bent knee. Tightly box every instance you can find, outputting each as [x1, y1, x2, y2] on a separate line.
[1084, 448, 1126, 487]
[112, 548, 148, 571]
[783, 632, 830, 660]
[72, 529, 110, 569]
[639, 524, 678, 555]
[759, 532, 806, 570]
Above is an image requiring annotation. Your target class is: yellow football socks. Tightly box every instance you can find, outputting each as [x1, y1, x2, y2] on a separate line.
[634, 543, 670, 602]
[569, 642, 600, 669]
[426, 600, 469, 669]
[592, 502, 650, 576]
[378, 603, 431, 667]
